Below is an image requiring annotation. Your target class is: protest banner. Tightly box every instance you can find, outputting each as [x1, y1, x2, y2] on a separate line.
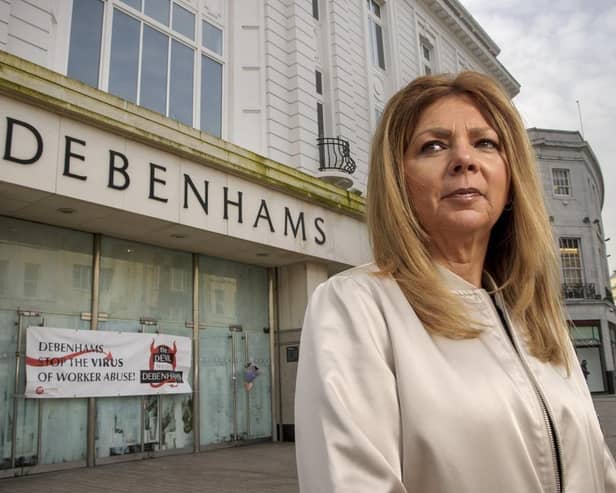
[25, 326, 192, 398]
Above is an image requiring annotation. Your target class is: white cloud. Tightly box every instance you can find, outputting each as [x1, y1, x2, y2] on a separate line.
[462, 0, 616, 271]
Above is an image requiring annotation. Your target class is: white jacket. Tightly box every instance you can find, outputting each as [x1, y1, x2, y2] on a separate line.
[295, 263, 616, 492]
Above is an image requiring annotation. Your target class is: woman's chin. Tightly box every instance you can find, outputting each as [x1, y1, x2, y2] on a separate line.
[439, 210, 495, 235]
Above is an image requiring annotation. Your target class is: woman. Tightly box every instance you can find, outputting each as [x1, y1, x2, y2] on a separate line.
[294, 72, 616, 492]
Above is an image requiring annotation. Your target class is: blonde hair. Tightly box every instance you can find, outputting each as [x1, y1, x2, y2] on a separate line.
[367, 71, 570, 368]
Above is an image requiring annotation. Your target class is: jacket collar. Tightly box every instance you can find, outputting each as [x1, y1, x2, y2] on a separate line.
[435, 263, 483, 293]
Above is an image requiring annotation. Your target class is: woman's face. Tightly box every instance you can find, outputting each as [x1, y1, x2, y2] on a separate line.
[403, 95, 510, 241]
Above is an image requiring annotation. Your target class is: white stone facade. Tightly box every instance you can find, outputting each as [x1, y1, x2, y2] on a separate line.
[530, 128, 616, 393]
[0, 0, 518, 193]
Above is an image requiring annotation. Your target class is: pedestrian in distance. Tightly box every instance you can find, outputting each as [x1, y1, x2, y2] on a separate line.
[295, 71, 616, 492]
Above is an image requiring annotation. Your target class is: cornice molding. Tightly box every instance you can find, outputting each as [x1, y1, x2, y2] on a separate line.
[0, 50, 365, 220]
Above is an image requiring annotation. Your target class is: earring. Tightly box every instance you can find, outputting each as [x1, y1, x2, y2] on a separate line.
[504, 202, 513, 211]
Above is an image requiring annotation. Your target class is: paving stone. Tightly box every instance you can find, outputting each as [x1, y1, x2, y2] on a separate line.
[0, 442, 299, 493]
[3, 398, 616, 492]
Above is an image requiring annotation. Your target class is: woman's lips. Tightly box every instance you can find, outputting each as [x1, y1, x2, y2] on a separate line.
[442, 188, 484, 201]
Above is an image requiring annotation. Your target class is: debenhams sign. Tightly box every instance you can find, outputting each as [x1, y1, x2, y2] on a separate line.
[0, 98, 343, 257]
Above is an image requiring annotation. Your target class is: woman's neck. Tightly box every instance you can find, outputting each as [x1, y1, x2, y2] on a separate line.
[428, 235, 488, 288]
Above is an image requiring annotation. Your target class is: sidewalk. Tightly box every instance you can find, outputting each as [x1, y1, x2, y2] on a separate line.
[594, 395, 616, 457]
[2, 397, 616, 493]
[0, 442, 299, 493]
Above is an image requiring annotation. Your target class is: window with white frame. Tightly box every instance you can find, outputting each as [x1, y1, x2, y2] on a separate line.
[552, 168, 571, 196]
[367, 0, 385, 70]
[67, 0, 224, 138]
[560, 237, 584, 285]
[420, 35, 435, 75]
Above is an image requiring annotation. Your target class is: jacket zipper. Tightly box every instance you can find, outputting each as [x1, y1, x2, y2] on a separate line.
[491, 299, 563, 493]
[534, 385, 562, 493]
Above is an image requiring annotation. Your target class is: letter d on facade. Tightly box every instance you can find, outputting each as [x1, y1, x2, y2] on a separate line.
[3, 117, 43, 164]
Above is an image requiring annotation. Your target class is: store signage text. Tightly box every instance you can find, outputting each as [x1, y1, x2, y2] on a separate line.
[2, 117, 327, 245]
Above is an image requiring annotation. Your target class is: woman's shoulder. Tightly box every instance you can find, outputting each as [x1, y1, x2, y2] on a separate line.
[313, 262, 397, 306]
[315, 262, 387, 294]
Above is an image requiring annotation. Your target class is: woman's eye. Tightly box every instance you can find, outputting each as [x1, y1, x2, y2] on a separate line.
[420, 141, 446, 153]
[476, 139, 499, 149]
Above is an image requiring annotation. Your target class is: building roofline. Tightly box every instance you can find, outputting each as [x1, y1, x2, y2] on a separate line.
[421, 0, 521, 97]
[441, 0, 501, 56]
[528, 127, 605, 210]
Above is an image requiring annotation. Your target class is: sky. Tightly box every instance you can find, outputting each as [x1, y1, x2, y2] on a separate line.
[461, 0, 616, 272]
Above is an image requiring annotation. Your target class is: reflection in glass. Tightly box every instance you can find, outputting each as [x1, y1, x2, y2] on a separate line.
[67, 0, 104, 88]
[172, 3, 195, 39]
[0, 217, 92, 467]
[140, 25, 169, 115]
[169, 41, 194, 125]
[96, 237, 192, 458]
[120, 0, 142, 9]
[198, 256, 271, 445]
[201, 56, 223, 138]
[109, 9, 140, 103]
[144, 0, 170, 25]
[203, 20, 223, 55]
[0, 259, 7, 295]
[99, 238, 191, 321]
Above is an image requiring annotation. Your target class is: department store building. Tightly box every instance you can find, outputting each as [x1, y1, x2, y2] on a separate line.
[0, 0, 518, 476]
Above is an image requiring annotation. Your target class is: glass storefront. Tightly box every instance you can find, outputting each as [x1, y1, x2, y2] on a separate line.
[0, 216, 91, 468]
[0, 216, 272, 472]
[571, 323, 605, 393]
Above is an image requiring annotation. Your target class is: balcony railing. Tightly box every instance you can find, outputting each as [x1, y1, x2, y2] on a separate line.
[562, 283, 600, 300]
[317, 137, 357, 174]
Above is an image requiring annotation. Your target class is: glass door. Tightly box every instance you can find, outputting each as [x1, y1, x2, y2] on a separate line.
[198, 256, 271, 447]
[96, 237, 193, 460]
[0, 217, 91, 470]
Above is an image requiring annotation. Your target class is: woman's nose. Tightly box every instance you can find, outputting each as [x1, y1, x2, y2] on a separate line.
[449, 141, 478, 174]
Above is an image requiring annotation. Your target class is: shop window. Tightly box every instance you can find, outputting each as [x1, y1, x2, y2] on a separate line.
[559, 237, 583, 285]
[68, 1, 223, 136]
[67, 0, 104, 87]
[552, 168, 571, 196]
[367, 0, 385, 70]
[0, 217, 93, 467]
[571, 322, 605, 392]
